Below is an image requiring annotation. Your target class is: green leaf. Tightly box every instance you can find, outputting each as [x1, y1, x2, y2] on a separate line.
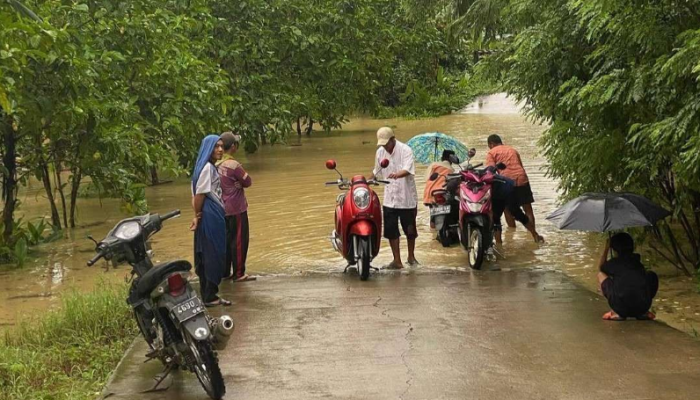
[0, 89, 11, 114]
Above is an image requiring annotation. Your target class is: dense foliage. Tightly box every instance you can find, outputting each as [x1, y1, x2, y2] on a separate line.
[469, 0, 700, 274]
[0, 0, 487, 263]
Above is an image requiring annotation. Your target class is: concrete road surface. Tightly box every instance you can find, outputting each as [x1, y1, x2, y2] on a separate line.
[103, 269, 700, 400]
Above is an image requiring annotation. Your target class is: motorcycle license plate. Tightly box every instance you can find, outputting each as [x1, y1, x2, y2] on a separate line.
[430, 205, 451, 216]
[172, 297, 204, 323]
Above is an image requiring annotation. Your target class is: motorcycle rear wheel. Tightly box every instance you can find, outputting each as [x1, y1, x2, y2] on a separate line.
[186, 335, 226, 400]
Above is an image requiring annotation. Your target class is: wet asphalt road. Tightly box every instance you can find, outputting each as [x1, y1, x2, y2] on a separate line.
[103, 270, 700, 400]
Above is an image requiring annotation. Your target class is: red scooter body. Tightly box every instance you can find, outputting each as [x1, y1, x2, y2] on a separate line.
[326, 161, 389, 280]
[334, 175, 383, 260]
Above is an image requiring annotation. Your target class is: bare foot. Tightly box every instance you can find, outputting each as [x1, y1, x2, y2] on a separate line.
[384, 261, 404, 270]
[407, 258, 420, 266]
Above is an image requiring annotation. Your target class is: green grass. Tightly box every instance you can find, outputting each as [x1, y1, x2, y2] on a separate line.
[0, 283, 137, 400]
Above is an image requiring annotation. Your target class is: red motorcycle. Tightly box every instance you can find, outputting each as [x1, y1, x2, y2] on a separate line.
[325, 159, 389, 280]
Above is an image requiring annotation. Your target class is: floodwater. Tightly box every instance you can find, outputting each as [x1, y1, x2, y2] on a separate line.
[2, 94, 698, 334]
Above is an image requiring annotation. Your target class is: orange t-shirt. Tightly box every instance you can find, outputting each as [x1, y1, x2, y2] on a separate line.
[485, 145, 529, 186]
[423, 162, 453, 205]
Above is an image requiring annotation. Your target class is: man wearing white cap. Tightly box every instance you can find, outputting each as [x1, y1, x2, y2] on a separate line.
[369, 127, 419, 269]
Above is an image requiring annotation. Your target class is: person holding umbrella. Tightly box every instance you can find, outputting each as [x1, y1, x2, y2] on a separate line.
[547, 192, 670, 320]
[597, 233, 658, 321]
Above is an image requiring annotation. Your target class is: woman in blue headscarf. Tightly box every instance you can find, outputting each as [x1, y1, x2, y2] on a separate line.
[191, 134, 230, 306]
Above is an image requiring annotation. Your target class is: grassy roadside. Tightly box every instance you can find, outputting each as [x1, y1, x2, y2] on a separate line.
[0, 283, 137, 400]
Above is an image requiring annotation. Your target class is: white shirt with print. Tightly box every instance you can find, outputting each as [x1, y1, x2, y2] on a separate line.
[194, 163, 224, 209]
[373, 140, 417, 209]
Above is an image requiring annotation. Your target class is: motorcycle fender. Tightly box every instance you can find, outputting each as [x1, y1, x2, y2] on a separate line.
[349, 220, 374, 236]
[181, 313, 211, 341]
[464, 214, 489, 229]
[434, 215, 446, 231]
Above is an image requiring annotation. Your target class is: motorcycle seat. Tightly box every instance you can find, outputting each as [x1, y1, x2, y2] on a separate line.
[136, 260, 192, 297]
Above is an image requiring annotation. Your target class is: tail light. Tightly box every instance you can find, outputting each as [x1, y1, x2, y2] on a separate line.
[434, 193, 447, 205]
[168, 274, 186, 296]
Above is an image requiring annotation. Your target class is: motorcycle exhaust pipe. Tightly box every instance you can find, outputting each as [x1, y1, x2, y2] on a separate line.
[211, 315, 235, 351]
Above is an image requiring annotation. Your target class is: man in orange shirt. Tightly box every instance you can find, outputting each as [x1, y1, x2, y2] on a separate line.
[486, 134, 544, 243]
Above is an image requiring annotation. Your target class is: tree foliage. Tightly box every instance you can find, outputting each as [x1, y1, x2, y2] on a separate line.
[479, 0, 700, 273]
[0, 0, 486, 263]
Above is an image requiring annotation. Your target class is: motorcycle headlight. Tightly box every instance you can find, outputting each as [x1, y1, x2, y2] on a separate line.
[353, 187, 370, 209]
[114, 221, 142, 240]
[467, 202, 483, 213]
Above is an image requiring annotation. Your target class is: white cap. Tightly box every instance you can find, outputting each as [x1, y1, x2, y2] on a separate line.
[376, 127, 394, 146]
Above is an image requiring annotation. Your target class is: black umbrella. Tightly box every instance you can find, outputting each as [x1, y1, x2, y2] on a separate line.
[546, 193, 671, 232]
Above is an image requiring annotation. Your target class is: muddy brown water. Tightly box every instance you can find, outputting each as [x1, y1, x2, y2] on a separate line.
[2, 94, 698, 335]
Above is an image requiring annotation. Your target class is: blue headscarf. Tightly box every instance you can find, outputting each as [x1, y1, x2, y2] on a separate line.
[192, 134, 222, 192]
[192, 134, 226, 286]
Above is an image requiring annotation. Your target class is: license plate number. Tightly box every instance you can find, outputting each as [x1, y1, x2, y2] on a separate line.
[172, 297, 204, 322]
[430, 205, 451, 216]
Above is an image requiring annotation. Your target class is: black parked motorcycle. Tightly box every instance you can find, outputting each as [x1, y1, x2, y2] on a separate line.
[87, 210, 233, 400]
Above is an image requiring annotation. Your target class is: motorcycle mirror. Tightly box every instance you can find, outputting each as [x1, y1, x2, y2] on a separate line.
[429, 172, 439, 181]
[448, 155, 460, 165]
[468, 148, 477, 158]
[87, 235, 98, 246]
[325, 159, 337, 170]
[380, 158, 390, 168]
[496, 162, 507, 170]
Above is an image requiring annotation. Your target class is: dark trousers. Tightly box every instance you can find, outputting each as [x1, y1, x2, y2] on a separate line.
[195, 251, 219, 303]
[225, 212, 250, 279]
[602, 271, 659, 318]
[492, 197, 529, 231]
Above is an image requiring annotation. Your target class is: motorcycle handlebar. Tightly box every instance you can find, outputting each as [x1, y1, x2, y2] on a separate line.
[161, 209, 180, 221]
[87, 251, 104, 267]
[325, 181, 339, 185]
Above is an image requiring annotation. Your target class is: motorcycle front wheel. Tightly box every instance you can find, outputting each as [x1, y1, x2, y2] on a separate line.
[186, 335, 226, 400]
[466, 224, 485, 270]
[357, 236, 371, 281]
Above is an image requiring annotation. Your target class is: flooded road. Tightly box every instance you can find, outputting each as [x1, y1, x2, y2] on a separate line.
[2, 94, 698, 334]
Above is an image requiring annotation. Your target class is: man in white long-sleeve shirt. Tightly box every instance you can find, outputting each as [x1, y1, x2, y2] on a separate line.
[369, 127, 419, 269]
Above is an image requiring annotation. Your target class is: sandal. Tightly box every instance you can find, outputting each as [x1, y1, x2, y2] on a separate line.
[205, 298, 232, 307]
[602, 311, 626, 321]
[636, 311, 656, 321]
[234, 274, 257, 282]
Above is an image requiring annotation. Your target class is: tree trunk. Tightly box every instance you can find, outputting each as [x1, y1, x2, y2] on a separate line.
[297, 117, 302, 136]
[54, 159, 68, 228]
[69, 166, 81, 228]
[2, 116, 17, 245]
[306, 118, 314, 136]
[150, 166, 159, 185]
[259, 130, 267, 145]
[40, 160, 61, 229]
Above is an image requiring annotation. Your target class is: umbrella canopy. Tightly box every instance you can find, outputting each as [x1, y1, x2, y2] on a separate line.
[546, 193, 671, 232]
[406, 132, 471, 165]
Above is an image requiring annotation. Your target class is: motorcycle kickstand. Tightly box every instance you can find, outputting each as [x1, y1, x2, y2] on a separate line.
[143, 364, 174, 393]
[143, 349, 158, 363]
[343, 265, 352, 273]
[492, 246, 505, 259]
[370, 266, 379, 271]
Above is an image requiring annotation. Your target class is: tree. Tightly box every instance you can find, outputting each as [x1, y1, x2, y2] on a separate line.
[483, 0, 700, 273]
